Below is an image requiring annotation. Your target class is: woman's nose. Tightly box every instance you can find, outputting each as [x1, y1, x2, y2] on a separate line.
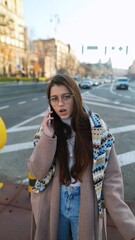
[58, 98, 64, 106]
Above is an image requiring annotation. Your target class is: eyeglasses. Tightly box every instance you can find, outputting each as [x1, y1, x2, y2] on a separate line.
[49, 93, 74, 106]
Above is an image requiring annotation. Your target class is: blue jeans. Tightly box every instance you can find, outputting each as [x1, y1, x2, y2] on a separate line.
[57, 185, 80, 240]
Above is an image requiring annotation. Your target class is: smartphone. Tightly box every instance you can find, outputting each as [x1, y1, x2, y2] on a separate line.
[48, 105, 52, 127]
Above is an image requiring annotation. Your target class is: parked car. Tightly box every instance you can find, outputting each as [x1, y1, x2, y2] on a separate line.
[115, 77, 129, 90]
[79, 79, 92, 89]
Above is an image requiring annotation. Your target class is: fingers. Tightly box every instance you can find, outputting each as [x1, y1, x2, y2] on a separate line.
[41, 108, 54, 138]
[42, 109, 53, 128]
[47, 108, 53, 125]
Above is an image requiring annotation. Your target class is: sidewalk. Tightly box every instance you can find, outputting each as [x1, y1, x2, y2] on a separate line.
[0, 182, 31, 240]
[0, 182, 135, 240]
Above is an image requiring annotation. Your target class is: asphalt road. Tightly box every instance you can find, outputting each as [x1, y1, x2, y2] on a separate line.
[0, 80, 135, 201]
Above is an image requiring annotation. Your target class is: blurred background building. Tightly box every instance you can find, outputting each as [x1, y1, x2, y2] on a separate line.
[33, 38, 79, 78]
[0, 0, 27, 76]
[0, 0, 79, 78]
[1, 0, 132, 79]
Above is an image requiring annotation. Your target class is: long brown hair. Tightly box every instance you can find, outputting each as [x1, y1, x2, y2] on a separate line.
[47, 75, 93, 185]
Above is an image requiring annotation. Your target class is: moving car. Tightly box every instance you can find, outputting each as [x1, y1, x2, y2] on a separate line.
[115, 77, 129, 90]
[91, 79, 100, 86]
[79, 79, 92, 89]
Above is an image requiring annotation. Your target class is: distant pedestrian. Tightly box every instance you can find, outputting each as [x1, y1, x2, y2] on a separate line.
[28, 74, 135, 240]
[16, 71, 21, 83]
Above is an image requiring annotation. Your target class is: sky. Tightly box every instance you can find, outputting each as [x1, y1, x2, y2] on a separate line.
[23, 0, 135, 69]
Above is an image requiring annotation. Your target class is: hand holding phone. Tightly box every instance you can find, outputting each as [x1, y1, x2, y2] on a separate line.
[42, 106, 54, 138]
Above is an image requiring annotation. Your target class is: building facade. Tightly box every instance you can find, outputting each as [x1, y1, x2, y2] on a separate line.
[0, 1, 79, 78]
[0, 0, 27, 75]
[33, 38, 79, 78]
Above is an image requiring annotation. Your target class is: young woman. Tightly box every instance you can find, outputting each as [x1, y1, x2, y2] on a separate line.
[28, 75, 135, 240]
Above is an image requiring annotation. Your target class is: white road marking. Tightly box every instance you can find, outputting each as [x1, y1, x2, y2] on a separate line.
[7, 124, 135, 135]
[7, 125, 40, 133]
[82, 92, 135, 109]
[1, 141, 134, 167]
[125, 95, 131, 99]
[118, 151, 135, 167]
[84, 100, 135, 113]
[110, 125, 135, 134]
[8, 112, 44, 130]
[18, 101, 26, 105]
[82, 91, 108, 102]
[15, 178, 29, 184]
[114, 101, 120, 104]
[0, 142, 33, 153]
[129, 87, 135, 93]
[32, 98, 39, 101]
[110, 84, 135, 99]
[0, 105, 9, 110]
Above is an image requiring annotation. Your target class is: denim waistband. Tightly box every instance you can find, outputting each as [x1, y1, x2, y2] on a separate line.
[60, 185, 80, 196]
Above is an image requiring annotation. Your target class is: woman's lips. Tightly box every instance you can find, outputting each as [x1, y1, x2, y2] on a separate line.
[59, 109, 67, 116]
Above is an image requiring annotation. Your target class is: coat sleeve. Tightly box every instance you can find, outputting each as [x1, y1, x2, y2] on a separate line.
[103, 145, 135, 240]
[27, 132, 57, 180]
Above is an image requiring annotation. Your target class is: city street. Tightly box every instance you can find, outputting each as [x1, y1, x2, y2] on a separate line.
[1, 1, 135, 239]
[0, 81, 135, 201]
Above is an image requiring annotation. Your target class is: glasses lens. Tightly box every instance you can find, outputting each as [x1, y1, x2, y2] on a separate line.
[50, 94, 73, 106]
[49, 96, 58, 106]
[62, 94, 72, 103]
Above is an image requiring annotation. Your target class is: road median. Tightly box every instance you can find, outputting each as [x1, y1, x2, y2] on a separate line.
[0, 82, 48, 100]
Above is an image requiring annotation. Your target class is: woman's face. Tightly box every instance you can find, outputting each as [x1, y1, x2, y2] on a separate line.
[49, 84, 74, 119]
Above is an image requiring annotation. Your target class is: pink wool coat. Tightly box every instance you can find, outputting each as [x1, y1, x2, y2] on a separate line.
[28, 133, 135, 240]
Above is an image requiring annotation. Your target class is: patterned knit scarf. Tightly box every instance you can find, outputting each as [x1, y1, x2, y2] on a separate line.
[32, 111, 114, 218]
[90, 112, 114, 217]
